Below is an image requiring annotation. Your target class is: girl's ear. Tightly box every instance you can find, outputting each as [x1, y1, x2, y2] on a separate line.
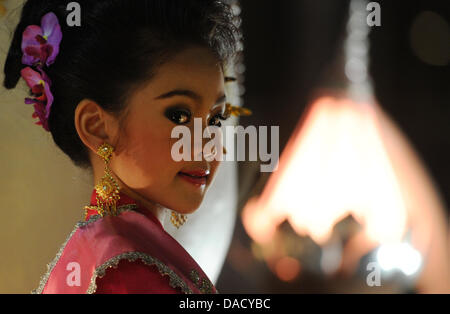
[74, 99, 118, 155]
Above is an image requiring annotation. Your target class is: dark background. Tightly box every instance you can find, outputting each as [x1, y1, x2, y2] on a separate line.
[216, 0, 449, 293]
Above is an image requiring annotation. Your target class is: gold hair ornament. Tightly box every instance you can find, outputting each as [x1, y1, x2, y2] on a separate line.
[224, 103, 252, 118]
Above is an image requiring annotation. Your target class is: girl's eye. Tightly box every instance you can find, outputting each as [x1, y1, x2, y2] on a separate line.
[165, 107, 191, 125]
[208, 113, 228, 127]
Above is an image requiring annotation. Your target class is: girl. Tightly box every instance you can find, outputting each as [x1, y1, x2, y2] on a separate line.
[3, 0, 247, 294]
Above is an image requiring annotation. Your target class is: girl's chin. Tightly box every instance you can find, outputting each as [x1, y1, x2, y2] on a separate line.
[172, 199, 203, 214]
[174, 202, 202, 215]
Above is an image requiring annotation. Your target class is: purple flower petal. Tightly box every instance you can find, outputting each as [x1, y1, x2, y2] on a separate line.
[32, 102, 49, 131]
[21, 67, 53, 131]
[41, 12, 62, 66]
[21, 25, 42, 50]
[20, 67, 42, 88]
[40, 44, 53, 66]
[20, 12, 60, 132]
[24, 45, 41, 58]
[33, 103, 46, 117]
[37, 67, 52, 86]
[22, 53, 38, 67]
[41, 12, 58, 38]
[21, 12, 62, 67]
[31, 84, 44, 95]
[24, 98, 37, 105]
[21, 25, 43, 66]
[43, 79, 53, 120]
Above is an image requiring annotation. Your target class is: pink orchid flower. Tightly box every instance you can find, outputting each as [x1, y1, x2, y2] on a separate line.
[20, 67, 54, 131]
[21, 12, 62, 68]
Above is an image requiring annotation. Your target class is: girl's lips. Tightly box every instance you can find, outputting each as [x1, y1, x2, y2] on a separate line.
[178, 170, 209, 186]
[180, 169, 210, 177]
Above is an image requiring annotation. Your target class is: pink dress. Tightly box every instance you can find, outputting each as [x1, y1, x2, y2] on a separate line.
[32, 189, 218, 294]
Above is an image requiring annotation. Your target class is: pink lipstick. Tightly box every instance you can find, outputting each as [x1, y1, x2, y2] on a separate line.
[178, 169, 210, 187]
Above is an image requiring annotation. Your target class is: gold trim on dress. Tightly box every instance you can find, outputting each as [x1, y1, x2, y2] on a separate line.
[86, 252, 194, 294]
[189, 269, 215, 294]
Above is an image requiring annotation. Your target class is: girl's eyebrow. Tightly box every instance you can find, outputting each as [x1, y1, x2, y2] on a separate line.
[155, 89, 226, 108]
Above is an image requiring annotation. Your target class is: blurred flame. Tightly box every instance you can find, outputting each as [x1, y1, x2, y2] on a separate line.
[243, 97, 408, 245]
[242, 96, 449, 291]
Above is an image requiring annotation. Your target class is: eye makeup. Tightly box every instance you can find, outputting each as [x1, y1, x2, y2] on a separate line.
[164, 106, 192, 125]
[164, 104, 229, 126]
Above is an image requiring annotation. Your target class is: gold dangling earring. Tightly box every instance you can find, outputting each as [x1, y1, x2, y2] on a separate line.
[170, 211, 187, 229]
[85, 143, 121, 218]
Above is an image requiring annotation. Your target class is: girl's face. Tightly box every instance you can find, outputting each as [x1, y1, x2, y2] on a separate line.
[111, 46, 227, 214]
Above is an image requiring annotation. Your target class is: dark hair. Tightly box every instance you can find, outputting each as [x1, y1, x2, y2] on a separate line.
[3, 0, 240, 169]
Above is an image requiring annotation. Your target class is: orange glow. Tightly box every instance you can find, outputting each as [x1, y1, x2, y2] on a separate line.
[243, 97, 409, 245]
[274, 256, 301, 282]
